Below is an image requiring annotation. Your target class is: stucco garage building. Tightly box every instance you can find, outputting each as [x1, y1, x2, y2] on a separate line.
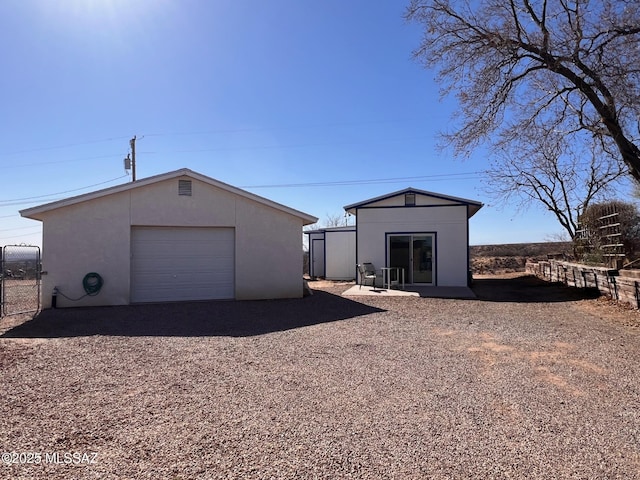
[20, 168, 317, 308]
[344, 188, 483, 287]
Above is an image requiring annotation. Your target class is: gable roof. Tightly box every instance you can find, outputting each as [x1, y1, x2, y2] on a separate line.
[20, 168, 318, 225]
[344, 187, 483, 218]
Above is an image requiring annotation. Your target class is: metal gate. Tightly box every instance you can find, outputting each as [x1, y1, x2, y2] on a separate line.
[1, 245, 41, 317]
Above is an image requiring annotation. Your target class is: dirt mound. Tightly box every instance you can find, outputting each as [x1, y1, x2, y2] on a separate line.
[471, 256, 527, 274]
[470, 242, 573, 275]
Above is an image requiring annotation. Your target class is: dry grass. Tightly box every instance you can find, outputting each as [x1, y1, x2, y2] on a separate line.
[1, 279, 39, 316]
[1, 275, 639, 479]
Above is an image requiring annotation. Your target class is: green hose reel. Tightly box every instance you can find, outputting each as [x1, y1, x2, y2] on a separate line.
[82, 272, 103, 296]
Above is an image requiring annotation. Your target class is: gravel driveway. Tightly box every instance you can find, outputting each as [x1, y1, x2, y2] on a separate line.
[1, 275, 639, 479]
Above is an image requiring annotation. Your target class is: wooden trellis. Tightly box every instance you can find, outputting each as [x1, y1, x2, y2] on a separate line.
[598, 205, 625, 268]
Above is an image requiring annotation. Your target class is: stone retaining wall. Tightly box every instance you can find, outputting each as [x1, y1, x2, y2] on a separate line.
[526, 260, 640, 309]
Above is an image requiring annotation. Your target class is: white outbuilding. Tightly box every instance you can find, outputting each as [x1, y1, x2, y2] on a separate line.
[20, 168, 317, 308]
[305, 226, 356, 281]
[344, 188, 483, 287]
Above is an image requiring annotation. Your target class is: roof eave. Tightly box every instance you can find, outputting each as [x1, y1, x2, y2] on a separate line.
[344, 187, 483, 218]
[20, 168, 318, 225]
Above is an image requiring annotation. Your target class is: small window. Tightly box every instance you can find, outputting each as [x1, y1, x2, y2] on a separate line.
[178, 180, 192, 196]
[405, 193, 416, 206]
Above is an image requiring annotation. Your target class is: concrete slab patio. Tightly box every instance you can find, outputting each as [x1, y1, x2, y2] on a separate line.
[342, 284, 476, 298]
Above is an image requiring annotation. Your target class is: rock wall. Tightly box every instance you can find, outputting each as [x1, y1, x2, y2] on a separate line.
[526, 260, 640, 309]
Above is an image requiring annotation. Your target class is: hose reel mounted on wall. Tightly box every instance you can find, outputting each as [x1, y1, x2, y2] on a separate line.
[52, 272, 104, 308]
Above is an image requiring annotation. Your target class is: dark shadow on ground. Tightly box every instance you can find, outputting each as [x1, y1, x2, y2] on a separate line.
[1, 291, 385, 339]
[471, 274, 601, 303]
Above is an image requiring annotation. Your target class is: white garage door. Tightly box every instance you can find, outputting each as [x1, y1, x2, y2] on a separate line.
[131, 227, 235, 303]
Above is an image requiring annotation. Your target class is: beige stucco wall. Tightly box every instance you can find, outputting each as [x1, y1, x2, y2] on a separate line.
[234, 198, 303, 300]
[39, 194, 132, 308]
[37, 176, 305, 307]
[356, 205, 470, 287]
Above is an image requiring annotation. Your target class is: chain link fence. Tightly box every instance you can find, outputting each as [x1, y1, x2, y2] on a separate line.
[1, 244, 40, 317]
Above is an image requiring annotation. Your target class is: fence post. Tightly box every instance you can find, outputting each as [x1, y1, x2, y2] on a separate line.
[0, 246, 3, 317]
[607, 275, 618, 300]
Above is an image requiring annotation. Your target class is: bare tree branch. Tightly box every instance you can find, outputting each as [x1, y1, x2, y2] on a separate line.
[406, 0, 640, 181]
[484, 124, 627, 239]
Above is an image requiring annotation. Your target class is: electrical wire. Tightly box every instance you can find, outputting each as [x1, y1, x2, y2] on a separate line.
[0, 119, 424, 158]
[156, 136, 433, 155]
[1, 153, 125, 170]
[142, 119, 420, 138]
[240, 172, 483, 189]
[0, 228, 42, 240]
[0, 175, 129, 206]
[0, 225, 42, 233]
[0, 136, 130, 157]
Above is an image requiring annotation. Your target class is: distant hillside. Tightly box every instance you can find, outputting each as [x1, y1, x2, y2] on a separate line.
[470, 242, 573, 274]
[471, 242, 572, 258]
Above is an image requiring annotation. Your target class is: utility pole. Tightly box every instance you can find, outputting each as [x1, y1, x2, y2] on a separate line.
[129, 135, 137, 181]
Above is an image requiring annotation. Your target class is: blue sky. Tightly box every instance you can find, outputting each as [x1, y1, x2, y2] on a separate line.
[0, 0, 586, 247]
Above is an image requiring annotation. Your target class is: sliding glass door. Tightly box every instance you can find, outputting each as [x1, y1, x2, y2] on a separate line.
[388, 234, 435, 285]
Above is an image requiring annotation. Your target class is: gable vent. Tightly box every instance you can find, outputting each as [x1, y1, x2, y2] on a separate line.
[178, 179, 192, 196]
[405, 193, 416, 206]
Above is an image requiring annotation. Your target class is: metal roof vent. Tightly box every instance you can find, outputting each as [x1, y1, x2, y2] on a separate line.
[178, 179, 192, 196]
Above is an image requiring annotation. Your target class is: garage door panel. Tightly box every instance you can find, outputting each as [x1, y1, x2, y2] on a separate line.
[131, 227, 235, 302]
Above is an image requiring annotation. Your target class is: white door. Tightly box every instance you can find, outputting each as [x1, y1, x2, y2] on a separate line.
[131, 227, 235, 302]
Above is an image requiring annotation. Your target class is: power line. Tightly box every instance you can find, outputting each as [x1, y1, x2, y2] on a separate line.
[0, 224, 41, 233]
[0, 172, 481, 207]
[1, 153, 125, 170]
[240, 172, 483, 189]
[0, 230, 42, 241]
[155, 136, 433, 155]
[0, 119, 424, 158]
[0, 175, 129, 206]
[142, 119, 421, 138]
[0, 136, 131, 157]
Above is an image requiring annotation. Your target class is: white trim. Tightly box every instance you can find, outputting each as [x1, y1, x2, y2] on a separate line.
[344, 187, 483, 218]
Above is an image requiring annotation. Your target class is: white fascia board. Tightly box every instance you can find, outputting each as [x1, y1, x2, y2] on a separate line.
[344, 186, 483, 218]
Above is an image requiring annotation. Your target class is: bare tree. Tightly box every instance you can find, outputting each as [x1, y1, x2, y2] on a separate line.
[323, 212, 353, 227]
[406, 0, 640, 181]
[486, 123, 627, 239]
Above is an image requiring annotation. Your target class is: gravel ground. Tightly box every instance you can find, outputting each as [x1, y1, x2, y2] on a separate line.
[1, 274, 639, 479]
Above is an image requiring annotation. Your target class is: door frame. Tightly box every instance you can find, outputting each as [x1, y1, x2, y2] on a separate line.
[310, 238, 325, 278]
[385, 232, 437, 285]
